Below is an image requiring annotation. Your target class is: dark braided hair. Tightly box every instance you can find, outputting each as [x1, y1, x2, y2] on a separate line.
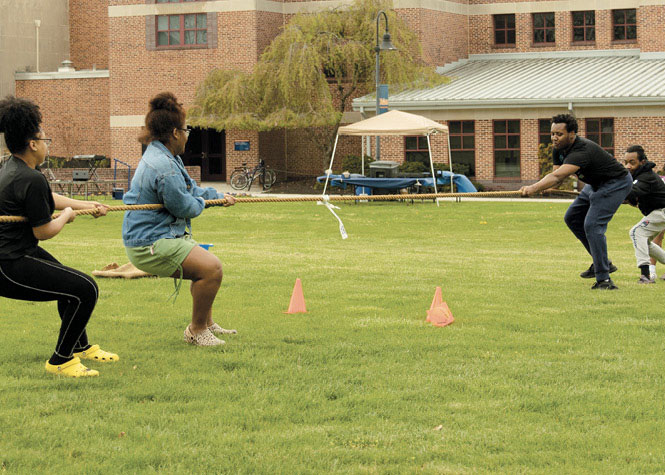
[138, 92, 186, 145]
[0, 96, 42, 154]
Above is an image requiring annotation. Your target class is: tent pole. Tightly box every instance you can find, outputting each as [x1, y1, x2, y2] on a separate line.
[361, 136, 365, 176]
[447, 131, 454, 192]
[426, 134, 439, 207]
[322, 134, 340, 196]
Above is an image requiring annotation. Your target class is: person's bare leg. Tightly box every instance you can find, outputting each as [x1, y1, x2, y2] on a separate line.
[205, 307, 213, 328]
[173, 246, 223, 334]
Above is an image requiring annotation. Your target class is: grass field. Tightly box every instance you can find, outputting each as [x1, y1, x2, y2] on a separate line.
[1, 198, 665, 473]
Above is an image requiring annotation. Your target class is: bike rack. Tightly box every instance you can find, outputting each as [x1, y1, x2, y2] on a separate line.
[113, 158, 132, 191]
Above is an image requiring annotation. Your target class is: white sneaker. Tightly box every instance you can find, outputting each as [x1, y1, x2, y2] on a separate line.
[183, 326, 225, 346]
[208, 323, 237, 335]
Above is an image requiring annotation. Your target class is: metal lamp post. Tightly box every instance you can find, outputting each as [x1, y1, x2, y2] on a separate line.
[374, 10, 397, 160]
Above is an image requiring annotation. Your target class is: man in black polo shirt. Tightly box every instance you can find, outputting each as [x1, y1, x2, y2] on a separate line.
[520, 113, 632, 289]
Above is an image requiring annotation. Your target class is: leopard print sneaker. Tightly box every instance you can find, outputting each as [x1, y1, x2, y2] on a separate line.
[183, 325, 225, 346]
[208, 323, 237, 335]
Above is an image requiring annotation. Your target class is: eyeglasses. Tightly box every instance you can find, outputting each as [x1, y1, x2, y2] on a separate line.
[32, 137, 52, 145]
[177, 128, 191, 138]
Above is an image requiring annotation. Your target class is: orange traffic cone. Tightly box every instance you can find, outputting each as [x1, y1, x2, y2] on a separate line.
[285, 278, 307, 314]
[429, 286, 443, 312]
[427, 302, 454, 327]
[426, 286, 454, 327]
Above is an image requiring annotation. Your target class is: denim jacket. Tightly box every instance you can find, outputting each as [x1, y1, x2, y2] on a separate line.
[122, 141, 221, 247]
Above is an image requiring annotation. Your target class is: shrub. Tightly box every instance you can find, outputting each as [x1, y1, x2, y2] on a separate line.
[471, 181, 485, 192]
[44, 156, 111, 168]
[398, 161, 426, 173]
[341, 155, 374, 175]
[538, 143, 576, 190]
[538, 143, 554, 176]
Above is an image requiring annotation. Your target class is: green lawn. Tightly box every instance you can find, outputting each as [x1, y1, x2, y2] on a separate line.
[1, 199, 664, 473]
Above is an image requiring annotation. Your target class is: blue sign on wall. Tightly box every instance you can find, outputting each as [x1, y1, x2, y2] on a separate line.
[234, 140, 250, 151]
[378, 84, 389, 114]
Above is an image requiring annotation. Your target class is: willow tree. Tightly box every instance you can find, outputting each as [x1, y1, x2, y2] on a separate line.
[189, 0, 447, 167]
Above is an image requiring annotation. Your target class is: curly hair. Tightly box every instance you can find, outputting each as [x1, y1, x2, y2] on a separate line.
[138, 92, 186, 145]
[551, 113, 578, 134]
[626, 145, 647, 162]
[0, 96, 42, 154]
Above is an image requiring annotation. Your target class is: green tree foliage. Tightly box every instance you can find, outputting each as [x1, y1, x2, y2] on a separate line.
[189, 0, 447, 162]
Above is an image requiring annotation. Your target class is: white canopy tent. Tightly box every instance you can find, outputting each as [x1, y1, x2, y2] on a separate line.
[322, 110, 452, 202]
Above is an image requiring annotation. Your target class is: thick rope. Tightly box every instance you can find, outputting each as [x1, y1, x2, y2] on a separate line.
[0, 189, 577, 223]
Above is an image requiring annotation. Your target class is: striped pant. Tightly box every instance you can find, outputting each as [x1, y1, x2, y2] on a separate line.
[0, 247, 98, 358]
[630, 208, 665, 268]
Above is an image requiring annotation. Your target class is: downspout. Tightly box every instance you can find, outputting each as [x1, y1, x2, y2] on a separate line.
[34, 20, 41, 72]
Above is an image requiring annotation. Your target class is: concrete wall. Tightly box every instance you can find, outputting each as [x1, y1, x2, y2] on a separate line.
[0, 0, 69, 98]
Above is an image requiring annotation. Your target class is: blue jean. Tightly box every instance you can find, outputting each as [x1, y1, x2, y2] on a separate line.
[564, 174, 632, 281]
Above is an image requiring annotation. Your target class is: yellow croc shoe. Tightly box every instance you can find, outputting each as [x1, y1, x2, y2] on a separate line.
[74, 344, 119, 362]
[45, 357, 99, 378]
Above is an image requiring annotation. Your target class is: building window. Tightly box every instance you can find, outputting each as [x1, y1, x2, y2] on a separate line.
[538, 119, 552, 147]
[585, 118, 614, 156]
[533, 13, 555, 44]
[404, 136, 429, 166]
[493, 120, 520, 178]
[449, 121, 475, 177]
[157, 13, 207, 47]
[494, 14, 516, 46]
[572, 11, 595, 42]
[613, 9, 637, 41]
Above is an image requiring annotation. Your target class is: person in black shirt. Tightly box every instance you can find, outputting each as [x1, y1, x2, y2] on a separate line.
[623, 145, 665, 283]
[0, 96, 118, 377]
[520, 114, 632, 290]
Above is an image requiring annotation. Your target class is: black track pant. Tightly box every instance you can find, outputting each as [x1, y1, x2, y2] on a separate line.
[0, 247, 98, 359]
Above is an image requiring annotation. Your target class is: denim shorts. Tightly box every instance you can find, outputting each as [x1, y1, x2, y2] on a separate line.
[125, 236, 198, 278]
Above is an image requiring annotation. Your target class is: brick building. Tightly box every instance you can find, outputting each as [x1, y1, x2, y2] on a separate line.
[357, 5, 665, 189]
[12, 1, 665, 189]
[0, 0, 69, 157]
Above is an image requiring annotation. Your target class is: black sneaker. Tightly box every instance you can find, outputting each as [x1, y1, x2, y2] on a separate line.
[580, 263, 618, 279]
[591, 279, 618, 290]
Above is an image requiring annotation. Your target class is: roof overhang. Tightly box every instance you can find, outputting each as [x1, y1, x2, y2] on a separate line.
[355, 97, 665, 111]
[354, 50, 665, 112]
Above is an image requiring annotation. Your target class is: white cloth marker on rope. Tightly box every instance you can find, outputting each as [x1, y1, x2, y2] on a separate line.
[317, 195, 348, 240]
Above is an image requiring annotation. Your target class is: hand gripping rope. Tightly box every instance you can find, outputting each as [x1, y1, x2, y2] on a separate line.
[0, 189, 579, 238]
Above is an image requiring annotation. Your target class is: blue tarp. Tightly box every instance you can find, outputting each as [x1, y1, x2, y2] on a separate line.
[317, 172, 477, 193]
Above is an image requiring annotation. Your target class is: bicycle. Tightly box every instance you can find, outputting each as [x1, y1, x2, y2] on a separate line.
[229, 159, 276, 191]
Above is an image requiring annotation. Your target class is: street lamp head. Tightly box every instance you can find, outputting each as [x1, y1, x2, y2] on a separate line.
[380, 32, 397, 51]
[374, 10, 397, 160]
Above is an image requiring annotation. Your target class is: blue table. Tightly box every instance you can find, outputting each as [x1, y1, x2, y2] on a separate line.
[317, 172, 477, 194]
